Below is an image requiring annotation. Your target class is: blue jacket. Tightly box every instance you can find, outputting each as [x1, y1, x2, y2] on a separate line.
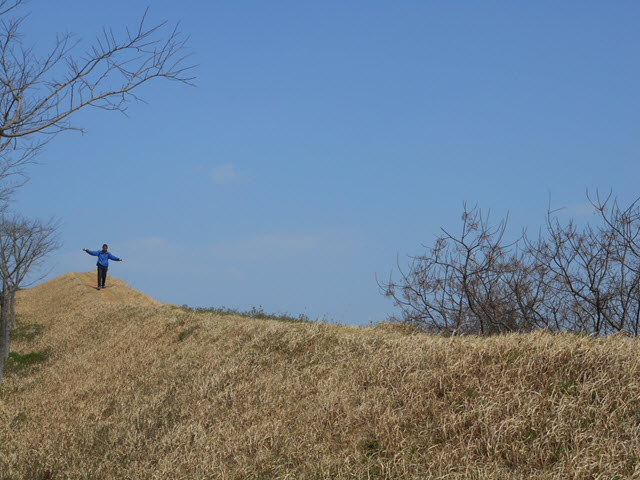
[85, 249, 121, 267]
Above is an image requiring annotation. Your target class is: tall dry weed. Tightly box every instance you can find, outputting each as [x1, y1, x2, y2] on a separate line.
[1, 272, 640, 479]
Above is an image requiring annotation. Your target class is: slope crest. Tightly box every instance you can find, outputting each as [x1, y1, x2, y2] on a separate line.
[17, 271, 158, 317]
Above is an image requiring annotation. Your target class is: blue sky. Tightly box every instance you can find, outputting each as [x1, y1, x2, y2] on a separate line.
[11, 1, 640, 324]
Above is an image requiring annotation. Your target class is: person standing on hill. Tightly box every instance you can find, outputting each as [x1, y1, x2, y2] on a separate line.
[83, 244, 123, 290]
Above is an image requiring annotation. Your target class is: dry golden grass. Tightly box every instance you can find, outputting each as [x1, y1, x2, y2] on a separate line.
[2, 272, 640, 479]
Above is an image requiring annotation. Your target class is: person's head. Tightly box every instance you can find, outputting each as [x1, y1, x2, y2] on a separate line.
[102, 244, 108, 252]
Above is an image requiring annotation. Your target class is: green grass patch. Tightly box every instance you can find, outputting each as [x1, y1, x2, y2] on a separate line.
[177, 325, 198, 342]
[5, 349, 49, 376]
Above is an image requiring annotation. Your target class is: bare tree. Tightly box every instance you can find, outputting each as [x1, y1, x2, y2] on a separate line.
[380, 204, 529, 335]
[526, 212, 612, 334]
[0, 215, 59, 381]
[4, 216, 59, 325]
[383, 193, 640, 337]
[0, 2, 192, 381]
[589, 192, 640, 334]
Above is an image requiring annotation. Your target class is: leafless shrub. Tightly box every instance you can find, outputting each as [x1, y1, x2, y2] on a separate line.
[383, 193, 640, 336]
[380, 203, 529, 335]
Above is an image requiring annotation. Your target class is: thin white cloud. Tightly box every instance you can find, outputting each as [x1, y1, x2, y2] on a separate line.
[211, 164, 242, 184]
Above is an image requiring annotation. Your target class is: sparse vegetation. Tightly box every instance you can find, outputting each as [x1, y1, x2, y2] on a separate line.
[382, 192, 640, 337]
[180, 304, 311, 323]
[2, 272, 640, 478]
[177, 325, 198, 342]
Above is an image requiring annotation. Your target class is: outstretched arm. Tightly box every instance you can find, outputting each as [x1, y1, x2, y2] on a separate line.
[83, 248, 99, 256]
[108, 252, 123, 262]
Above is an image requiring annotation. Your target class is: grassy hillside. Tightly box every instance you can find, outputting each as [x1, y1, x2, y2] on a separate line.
[2, 273, 640, 479]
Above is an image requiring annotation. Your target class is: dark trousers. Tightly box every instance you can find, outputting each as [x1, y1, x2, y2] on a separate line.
[97, 265, 108, 287]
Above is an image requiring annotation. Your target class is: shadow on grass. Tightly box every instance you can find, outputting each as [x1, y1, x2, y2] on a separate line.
[11, 323, 44, 342]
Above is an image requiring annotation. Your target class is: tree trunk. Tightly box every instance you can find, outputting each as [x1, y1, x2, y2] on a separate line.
[0, 322, 5, 382]
[10, 290, 16, 329]
[0, 281, 8, 382]
[2, 279, 9, 361]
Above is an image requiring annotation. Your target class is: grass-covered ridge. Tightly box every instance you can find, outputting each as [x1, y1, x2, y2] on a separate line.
[1, 272, 640, 479]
